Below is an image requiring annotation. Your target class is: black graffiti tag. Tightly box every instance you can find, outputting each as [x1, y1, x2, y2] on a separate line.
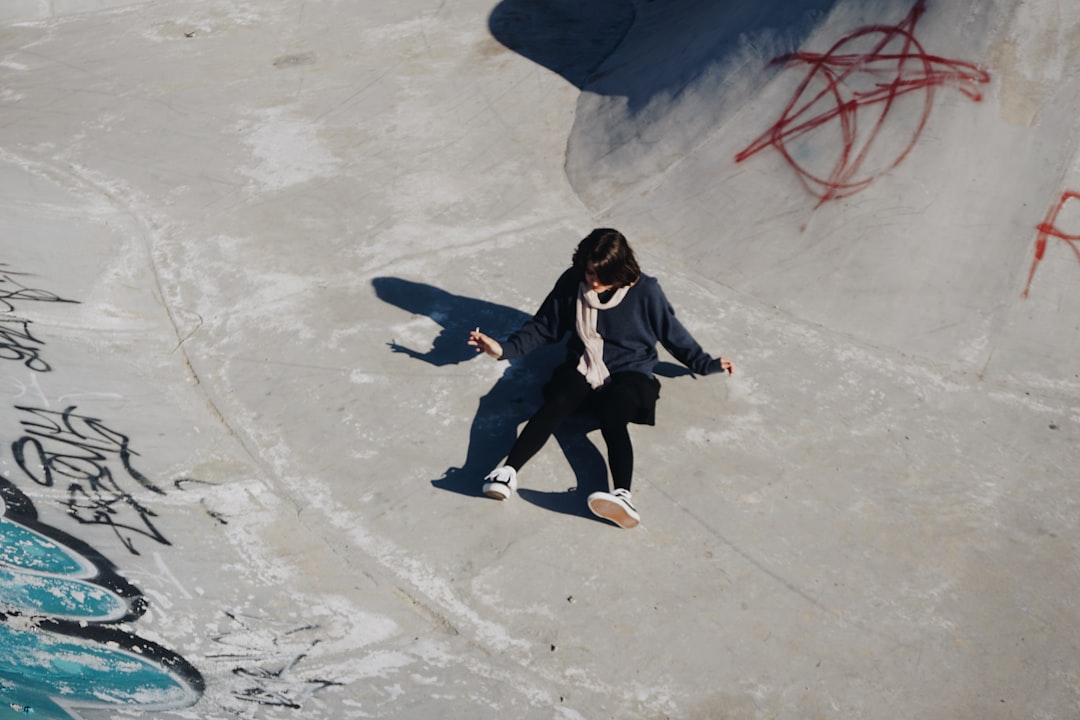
[0, 317, 50, 372]
[232, 660, 342, 709]
[0, 266, 78, 372]
[11, 406, 170, 555]
[210, 613, 342, 710]
[0, 265, 79, 314]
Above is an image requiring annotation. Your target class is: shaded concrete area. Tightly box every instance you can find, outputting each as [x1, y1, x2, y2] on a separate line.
[0, 0, 1078, 718]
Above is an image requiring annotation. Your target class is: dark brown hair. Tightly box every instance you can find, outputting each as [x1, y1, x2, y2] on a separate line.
[571, 228, 641, 288]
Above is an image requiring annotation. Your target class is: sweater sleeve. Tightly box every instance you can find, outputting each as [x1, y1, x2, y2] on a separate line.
[650, 280, 723, 376]
[499, 269, 577, 360]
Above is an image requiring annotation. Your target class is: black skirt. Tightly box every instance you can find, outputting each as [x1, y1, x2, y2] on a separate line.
[542, 363, 662, 426]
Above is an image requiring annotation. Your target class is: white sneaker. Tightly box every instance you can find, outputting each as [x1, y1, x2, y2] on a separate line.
[482, 466, 517, 500]
[587, 488, 640, 529]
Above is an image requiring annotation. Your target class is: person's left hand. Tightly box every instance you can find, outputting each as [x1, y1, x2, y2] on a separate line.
[720, 357, 734, 375]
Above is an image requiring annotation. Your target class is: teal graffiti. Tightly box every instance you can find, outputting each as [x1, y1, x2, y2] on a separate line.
[0, 517, 92, 575]
[0, 623, 200, 719]
[0, 517, 127, 622]
[0, 488, 203, 719]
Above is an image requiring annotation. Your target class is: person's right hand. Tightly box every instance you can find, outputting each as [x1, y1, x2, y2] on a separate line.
[468, 329, 502, 359]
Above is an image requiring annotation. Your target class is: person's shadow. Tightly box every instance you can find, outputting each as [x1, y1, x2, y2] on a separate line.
[374, 277, 631, 521]
[373, 277, 693, 522]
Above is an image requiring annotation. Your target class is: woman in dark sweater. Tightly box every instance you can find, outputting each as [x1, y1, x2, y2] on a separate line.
[468, 229, 734, 528]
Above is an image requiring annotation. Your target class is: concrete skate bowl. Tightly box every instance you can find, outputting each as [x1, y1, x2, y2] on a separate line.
[2, 1, 1079, 718]
[493, 0, 1080, 394]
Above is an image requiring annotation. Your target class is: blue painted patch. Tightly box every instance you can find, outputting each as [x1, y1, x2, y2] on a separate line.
[0, 519, 91, 576]
[0, 567, 127, 622]
[0, 624, 199, 719]
[0, 496, 203, 719]
[0, 515, 127, 622]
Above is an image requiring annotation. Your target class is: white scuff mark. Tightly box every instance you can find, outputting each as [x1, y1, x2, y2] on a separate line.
[470, 568, 557, 622]
[56, 391, 125, 404]
[334, 652, 415, 686]
[410, 637, 557, 706]
[329, 324, 363, 350]
[389, 316, 444, 347]
[201, 481, 295, 585]
[0, 372, 50, 406]
[237, 107, 340, 191]
[142, 2, 265, 43]
[988, 389, 1068, 415]
[284, 476, 530, 655]
[298, 593, 400, 652]
[344, 522, 529, 654]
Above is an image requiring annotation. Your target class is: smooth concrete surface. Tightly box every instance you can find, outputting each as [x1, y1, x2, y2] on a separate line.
[1, 1, 1078, 718]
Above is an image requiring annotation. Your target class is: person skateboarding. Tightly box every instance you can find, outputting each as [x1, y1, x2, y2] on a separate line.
[468, 228, 734, 528]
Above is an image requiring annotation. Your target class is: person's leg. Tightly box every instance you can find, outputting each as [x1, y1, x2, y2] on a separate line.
[597, 380, 645, 491]
[486, 366, 592, 500]
[589, 394, 639, 527]
[504, 366, 591, 471]
[587, 374, 658, 527]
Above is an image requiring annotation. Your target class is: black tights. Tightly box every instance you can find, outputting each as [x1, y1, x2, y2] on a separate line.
[505, 367, 647, 491]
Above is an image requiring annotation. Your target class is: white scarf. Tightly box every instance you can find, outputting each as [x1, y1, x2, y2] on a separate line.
[575, 282, 630, 388]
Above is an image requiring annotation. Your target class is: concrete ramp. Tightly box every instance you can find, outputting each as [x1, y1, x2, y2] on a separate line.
[1, 1, 1078, 719]
[572, 0, 1080, 385]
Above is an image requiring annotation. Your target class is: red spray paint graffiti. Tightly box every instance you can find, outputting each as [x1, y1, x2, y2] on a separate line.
[735, 0, 990, 205]
[1022, 191, 1080, 298]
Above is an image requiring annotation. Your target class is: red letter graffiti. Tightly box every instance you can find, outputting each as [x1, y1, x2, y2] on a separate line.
[1022, 191, 1080, 299]
[735, 0, 989, 205]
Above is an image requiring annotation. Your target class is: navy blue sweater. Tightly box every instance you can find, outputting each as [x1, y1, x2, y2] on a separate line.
[500, 269, 723, 378]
